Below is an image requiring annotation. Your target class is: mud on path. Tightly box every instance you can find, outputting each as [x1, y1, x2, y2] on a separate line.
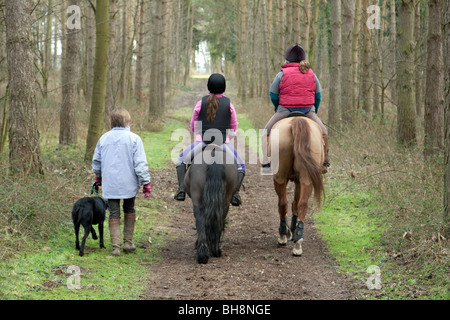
[140, 80, 359, 300]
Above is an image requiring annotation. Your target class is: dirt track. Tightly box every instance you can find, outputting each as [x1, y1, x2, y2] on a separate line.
[140, 80, 359, 300]
[142, 162, 358, 300]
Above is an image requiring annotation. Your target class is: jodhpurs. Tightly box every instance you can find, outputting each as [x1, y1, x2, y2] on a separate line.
[176, 141, 246, 172]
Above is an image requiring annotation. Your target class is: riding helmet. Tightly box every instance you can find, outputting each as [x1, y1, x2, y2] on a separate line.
[285, 44, 306, 62]
[207, 73, 226, 94]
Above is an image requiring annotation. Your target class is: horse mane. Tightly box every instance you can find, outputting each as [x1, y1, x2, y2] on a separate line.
[291, 118, 325, 207]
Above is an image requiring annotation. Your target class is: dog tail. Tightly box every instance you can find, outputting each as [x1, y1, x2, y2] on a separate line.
[71, 205, 82, 225]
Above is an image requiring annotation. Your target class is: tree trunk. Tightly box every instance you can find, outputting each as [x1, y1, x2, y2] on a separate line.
[239, 0, 247, 101]
[262, 0, 271, 94]
[5, 0, 43, 175]
[424, 0, 444, 157]
[328, 0, 341, 130]
[442, 0, 450, 234]
[43, 0, 52, 98]
[106, 0, 117, 121]
[60, 0, 81, 146]
[85, 0, 110, 160]
[352, 0, 361, 111]
[135, 0, 145, 102]
[414, 2, 423, 117]
[119, 1, 128, 100]
[86, 3, 95, 102]
[341, 0, 354, 124]
[293, 0, 300, 43]
[390, 0, 397, 106]
[300, 0, 311, 52]
[396, 0, 416, 147]
[361, 0, 372, 115]
[183, 0, 193, 86]
[149, 0, 168, 122]
[308, 0, 320, 66]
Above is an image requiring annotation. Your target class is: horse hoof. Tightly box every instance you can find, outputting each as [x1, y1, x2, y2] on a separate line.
[197, 255, 209, 264]
[278, 234, 288, 245]
[292, 239, 303, 256]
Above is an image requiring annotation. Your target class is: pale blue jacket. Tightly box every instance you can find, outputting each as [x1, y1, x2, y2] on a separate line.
[92, 127, 150, 199]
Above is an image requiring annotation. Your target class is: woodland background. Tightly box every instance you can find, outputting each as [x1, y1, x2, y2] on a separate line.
[0, 0, 448, 299]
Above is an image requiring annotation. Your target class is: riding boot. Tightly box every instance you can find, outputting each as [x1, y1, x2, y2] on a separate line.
[231, 170, 245, 206]
[123, 213, 136, 253]
[322, 134, 330, 173]
[109, 219, 121, 256]
[174, 164, 186, 201]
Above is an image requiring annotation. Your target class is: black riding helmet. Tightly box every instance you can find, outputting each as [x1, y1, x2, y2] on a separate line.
[207, 73, 226, 94]
[285, 44, 306, 63]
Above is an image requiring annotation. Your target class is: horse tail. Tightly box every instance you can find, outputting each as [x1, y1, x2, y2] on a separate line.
[291, 118, 325, 207]
[197, 162, 227, 263]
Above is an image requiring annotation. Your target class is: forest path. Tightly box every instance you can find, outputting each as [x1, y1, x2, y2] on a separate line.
[140, 78, 359, 300]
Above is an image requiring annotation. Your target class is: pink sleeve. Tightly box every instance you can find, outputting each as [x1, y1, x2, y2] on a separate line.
[190, 100, 202, 132]
[229, 102, 238, 132]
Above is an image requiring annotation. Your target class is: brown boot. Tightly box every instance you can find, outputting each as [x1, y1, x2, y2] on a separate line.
[109, 219, 121, 256]
[123, 213, 136, 253]
[322, 134, 330, 173]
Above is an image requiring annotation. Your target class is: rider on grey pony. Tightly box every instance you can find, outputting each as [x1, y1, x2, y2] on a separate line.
[174, 74, 245, 206]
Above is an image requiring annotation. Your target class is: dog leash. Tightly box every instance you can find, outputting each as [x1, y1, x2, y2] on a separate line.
[90, 182, 99, 195]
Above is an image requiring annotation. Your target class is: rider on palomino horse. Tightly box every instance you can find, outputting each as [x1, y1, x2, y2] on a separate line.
[261, 44, 330, 174]
[174, 73, 245, 206]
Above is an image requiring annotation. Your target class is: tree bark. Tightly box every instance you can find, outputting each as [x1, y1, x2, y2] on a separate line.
[352, 0, 361, 111]
[300, 0, 311, 52]
[424, 0, 444, 157]
[390, 0, 397, 106]
[341, 0, 354, 124]
[442, 0, 450, 233]
[396, 0, 416, 147]
[361, 0, 372, 115]
[135, 0, 145, 102]
[43, 0, 52, 98]
[328, 0, 341, 130]
[60, 0, 81, 146]
[106, 0, 117, 121]
[85, 0, 110, 160]
[5, 0, 43, 175]
[293, 0, 300, 43]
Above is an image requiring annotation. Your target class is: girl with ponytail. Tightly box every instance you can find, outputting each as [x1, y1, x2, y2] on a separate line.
[174, 74, 245, 206]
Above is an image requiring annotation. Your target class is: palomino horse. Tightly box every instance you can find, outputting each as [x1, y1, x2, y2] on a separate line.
[267, 114, 325, 256]
[184, 145, 239, 264]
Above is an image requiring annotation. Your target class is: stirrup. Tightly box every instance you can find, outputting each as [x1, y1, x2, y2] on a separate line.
[230, 193, 241, 206]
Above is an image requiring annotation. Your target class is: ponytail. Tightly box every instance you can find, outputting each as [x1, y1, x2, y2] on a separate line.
[206, 94, 219, 122]
[298, 60, 311, 74]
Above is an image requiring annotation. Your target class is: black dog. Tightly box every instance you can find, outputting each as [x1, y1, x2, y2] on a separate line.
[72, 196, 108, 256]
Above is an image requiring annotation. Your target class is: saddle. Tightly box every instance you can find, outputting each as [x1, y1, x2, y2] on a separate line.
[286, 111, 307, 118]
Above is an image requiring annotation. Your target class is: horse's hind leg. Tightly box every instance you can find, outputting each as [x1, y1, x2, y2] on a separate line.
[194, 206, 210, 264]
[290, 181, 301, 237]
[275, 181, 289, 245]
[292, 183, 313, 256]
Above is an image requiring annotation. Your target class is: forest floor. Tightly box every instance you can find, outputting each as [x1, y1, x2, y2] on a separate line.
[140, 78, 361, 300]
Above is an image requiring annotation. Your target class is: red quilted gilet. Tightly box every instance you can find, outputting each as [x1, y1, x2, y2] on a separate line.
[279, 63, 316, 109]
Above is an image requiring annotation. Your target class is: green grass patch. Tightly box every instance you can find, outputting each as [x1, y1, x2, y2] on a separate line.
[315, 184, 387, 276]
[0, 200, 170, 300]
